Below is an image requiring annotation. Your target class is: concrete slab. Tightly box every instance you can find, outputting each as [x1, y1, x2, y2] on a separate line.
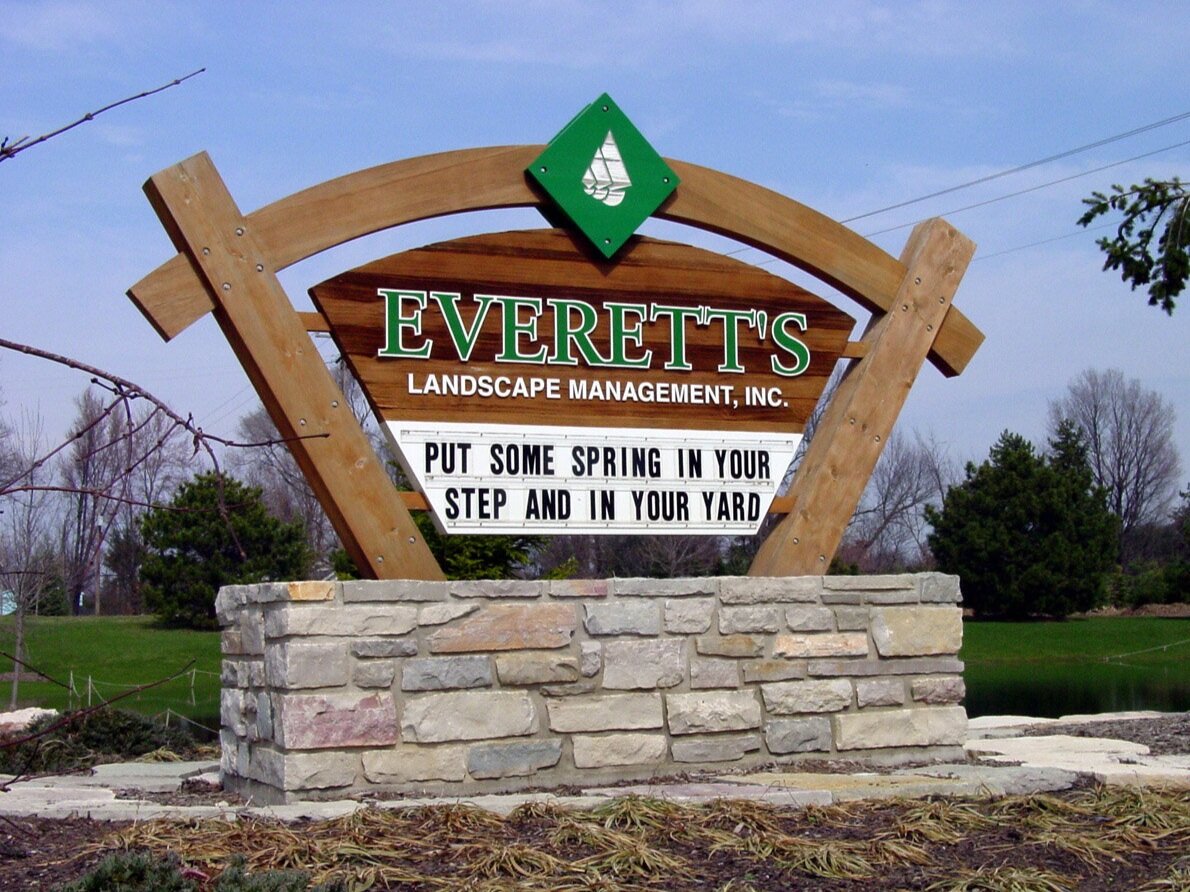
[583, 782, 834, 807]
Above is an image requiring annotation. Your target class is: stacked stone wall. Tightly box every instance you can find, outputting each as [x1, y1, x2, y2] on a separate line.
[217, 574, 966, 803]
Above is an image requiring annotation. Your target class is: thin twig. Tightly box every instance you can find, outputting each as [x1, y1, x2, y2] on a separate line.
[0, 68, 205, 163]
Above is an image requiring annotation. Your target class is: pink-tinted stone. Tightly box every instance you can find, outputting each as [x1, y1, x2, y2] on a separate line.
[276, 692, 397, 749]
[429, 603, 577, 653]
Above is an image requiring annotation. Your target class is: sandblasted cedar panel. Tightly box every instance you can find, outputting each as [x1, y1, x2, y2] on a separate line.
[428, 603, 577, 653]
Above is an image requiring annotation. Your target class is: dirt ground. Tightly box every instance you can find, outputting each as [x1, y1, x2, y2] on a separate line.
[1, 713, 1188, 891]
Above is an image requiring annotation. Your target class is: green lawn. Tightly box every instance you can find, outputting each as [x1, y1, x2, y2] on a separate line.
[0, 616, 222, 729]
[961, 616, 1190, 717]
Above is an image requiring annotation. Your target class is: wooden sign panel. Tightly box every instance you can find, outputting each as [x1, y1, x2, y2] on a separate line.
[310, 229, 854, 433]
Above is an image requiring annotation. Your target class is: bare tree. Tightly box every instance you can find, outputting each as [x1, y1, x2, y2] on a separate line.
[1048, 368, 1182, 565]
[839, 430, 956, 572]
[0, 414, 58, 707]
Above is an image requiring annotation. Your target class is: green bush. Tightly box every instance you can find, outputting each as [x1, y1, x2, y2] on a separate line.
[141, 472, 310, 629]
[0, 707, 196, 774]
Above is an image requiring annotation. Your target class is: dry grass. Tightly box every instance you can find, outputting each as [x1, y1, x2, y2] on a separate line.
[98, 786, 1190, 890]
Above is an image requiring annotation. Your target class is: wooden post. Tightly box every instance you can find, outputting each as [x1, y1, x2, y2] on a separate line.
[144, 152, 443, 581]
[749, 218, 975, 576]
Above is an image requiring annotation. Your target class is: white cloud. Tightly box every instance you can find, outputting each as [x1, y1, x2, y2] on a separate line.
[0, 1, 120, 51]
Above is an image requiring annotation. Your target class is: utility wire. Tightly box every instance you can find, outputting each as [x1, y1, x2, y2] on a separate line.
[862, 138, 1190, 238]
[840, 109, 1190, 224]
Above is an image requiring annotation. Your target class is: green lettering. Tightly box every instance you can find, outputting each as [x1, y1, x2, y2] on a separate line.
[705, 307, 756, 373]
[549, 298, 610, 365]
[649, 304, 703, 371]
[605, 302, 653, 368]
[494, 295, 547, 364]
[431, 292, 497, 362]
[377, 289, 432, 359]
[770, 312, 811, 376]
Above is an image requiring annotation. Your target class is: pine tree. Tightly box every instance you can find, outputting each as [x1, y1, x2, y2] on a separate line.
[926, 426, 1117, 618]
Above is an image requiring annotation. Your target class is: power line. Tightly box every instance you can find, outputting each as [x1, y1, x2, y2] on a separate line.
[972, 220, 1116, 262]
[840, 109, 1190, 224]
[862, 138, 1190, 238]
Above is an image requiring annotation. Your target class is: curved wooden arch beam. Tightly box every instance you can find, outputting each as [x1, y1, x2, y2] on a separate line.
[128, 147, 982, 377]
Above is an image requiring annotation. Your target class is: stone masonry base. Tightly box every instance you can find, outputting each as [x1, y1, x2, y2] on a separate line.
[217, 574, 966, 804]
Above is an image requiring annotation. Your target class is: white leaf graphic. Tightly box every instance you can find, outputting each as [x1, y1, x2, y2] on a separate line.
[582, 131, 632, 207]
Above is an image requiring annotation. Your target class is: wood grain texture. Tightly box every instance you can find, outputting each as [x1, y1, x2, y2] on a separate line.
[143, 152, 444, 581]
[127, 146, 981, 376]
[748, 218, 975, 576]
[310, 229, 854, 433]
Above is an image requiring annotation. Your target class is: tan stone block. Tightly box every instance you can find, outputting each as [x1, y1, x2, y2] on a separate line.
[429, 603, 577, 653]
[287, 581, 337, 602]
[870, 607, 962, 657]
[546, 693, 663, 732]
[834, 706, 967, 750]
[761, 679, 852, 714]
[401, 691, 537, 742]
[572, 733, 667, 768]
[695, 635, 763, 658]
[773, 632, 869, 658]
[496, 652, 581, 685]
[363, 745, 468, 782]
[666, 691, 762, 735]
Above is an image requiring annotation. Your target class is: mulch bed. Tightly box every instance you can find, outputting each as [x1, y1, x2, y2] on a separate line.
[2, 713, 1188, 890]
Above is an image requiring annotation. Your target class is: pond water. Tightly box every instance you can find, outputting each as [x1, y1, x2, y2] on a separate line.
[963, 659, 1190, 718]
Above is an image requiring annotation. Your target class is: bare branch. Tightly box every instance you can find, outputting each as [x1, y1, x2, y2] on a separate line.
[0, 69, 205, 163]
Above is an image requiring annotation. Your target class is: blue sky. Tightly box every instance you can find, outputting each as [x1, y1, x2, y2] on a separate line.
[2, 0, 1187, 478]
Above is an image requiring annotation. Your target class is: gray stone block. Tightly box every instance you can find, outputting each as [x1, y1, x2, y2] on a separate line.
[264, 641, 349, 689]
[265, 605, 417, 638]
[719, 576, 822, 604]
[342, 580, 447, 602]
[766, 717, 832, 753]
[719, 606, 783, 634]
[352, 638, 418, 659]
[549, 579, 609, 598]
[451, 580, 546, 598]
[786, 607, 835, 632]
[583, 601, 660, 636]
[824, 574, 917, 592]
[667, 690, 762, 735]
[353, 661, 396, 689]
[917, 574, 962, 603]
[690, 657, 740, 689]
[249, 749, 357, 791]
[663, 598, 715, 633]
[401, 656, 493, 691]
[418, 603, 479, 626]
[671, 734, 761, 763]
[612, 578, 717, 597]
[602, 639, 685, 689]
[580, 642, 601, 677]
[911, 676, 966, 704]
[807, 657, 965, 677]
[856, 678, 905, 707]
[467, 740, 563, 779]
[833, 607, 870, 631]
[761, 679, 852, 714]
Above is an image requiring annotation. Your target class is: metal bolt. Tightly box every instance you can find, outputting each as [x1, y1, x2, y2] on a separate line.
[901, 303, 909, 311]
[377, 556, 384, 563]
[256, 263, 264, 272]
[299, 418, 306, 426]
[221, 282, 231, 291]
[202, 247, 210, 256]
[792, 537, 800, 545]
[407, 537, 416, 544]
[235, 227, 244, 236]
[914, 276, 922, 285]
[331, 400, 339, 408]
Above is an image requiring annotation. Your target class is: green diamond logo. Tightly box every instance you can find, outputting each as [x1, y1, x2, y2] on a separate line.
[528, 93, 678, 258]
